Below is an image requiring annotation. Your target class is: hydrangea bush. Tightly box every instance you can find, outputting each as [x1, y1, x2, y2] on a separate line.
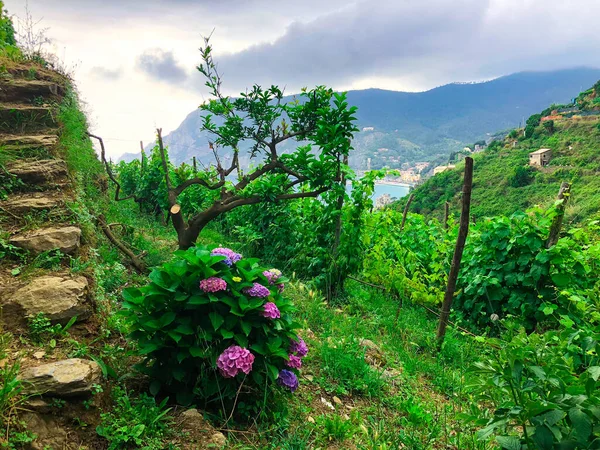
[122, 245, 307, 410]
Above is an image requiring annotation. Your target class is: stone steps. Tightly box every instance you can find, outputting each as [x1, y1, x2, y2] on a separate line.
[5, 158, 68, 186]
[9, 225, 82, 255]
[0, 192, 64, 214]
[19, 359, 102, 397]
[0, 133, 58, 153]
[1, 274, 91, 326]
[0, 104, 57, 133]
[0, 79, 64, 103]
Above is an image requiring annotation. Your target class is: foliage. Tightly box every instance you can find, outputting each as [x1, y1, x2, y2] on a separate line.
[455, 209, 599, 331]
[123, 245, 303, 415]
[509, 166, 535, 188]
[0, 2, 16, 48]
[96, 386, 174, 449]
[466, 323, 600, 449]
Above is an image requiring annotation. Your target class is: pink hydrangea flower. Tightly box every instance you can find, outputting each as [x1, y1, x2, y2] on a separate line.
[286, 354, 302, 369]
[262, 302, 281, 319]
[263, 269, 282, 285]
[244, 283, 270, 298]
[216, 345, 255, 378]
[199, 277, 227, 293]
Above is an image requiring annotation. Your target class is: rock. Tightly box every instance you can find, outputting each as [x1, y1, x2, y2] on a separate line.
[0, 134, 58, 151]
[21, 412, 76, 450]
[359, 338, 379, 350]
[23, 398, 52, 413]
[19, 358, 101, 397]
[0, 79, 64, 103]
[333, 396, 343, 406]
[6, 275, 91, 324]
[33, 351, 46, 359]
[360, 338, 387, 367]
[6, 159, 67, 184]
[178, 408, 227, 449]
[2, 193, 62, 214]
[10, 226, 81, 255]
[307, 416, 315, 423]
[320, 397, 335, 411]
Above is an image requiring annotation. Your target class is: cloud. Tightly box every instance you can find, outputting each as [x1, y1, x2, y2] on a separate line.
[90, 66, 123, 80]
[201, 0, 600, 94]
[136, 48, 188, 83]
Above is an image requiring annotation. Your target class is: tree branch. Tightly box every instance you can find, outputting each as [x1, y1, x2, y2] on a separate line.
[88, 133, 136, 202]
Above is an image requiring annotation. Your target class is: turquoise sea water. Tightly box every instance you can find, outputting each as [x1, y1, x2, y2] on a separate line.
[372, 183, 410, 201]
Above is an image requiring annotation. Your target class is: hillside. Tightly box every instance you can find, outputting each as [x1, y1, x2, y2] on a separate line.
[404, 81, 600, 224]
[119, 67, 600, 170]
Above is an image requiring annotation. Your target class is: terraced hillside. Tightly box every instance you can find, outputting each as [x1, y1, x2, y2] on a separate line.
[0, 60, 228, 449]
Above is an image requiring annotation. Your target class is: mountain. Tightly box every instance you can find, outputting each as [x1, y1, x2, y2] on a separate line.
[400, 81, 600, 224]
[119, 67, 600, 169]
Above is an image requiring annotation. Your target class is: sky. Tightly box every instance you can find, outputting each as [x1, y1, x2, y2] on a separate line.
[5, 0, 600, 159]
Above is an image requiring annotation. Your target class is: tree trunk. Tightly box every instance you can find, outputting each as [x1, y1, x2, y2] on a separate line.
[444, 201, 449, 230]
[436, 157, 474, 349]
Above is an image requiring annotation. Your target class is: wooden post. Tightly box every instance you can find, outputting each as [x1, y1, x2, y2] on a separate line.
[436, 157, 473, 349]
[444, 201, 449, 230]
[193, 156, 197, 174]
[546, 182, 571, 248]
[400, 193, 414, 231]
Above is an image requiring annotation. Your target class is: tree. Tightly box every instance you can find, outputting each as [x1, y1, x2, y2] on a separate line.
[158, 37, 358, 249]
[542, 119, 555, 134]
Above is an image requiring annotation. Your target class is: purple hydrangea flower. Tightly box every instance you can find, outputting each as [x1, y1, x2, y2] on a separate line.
[262, 302, 281, 319]
[211, 247, 242, 266]
[263, 269, 282, 285]
[244, 282, 270, 298]
[278, 369, 299, 392]
[286, 354, 302, 369]
[277, 283, 285, 293]
[289, 336, 308, 357]
[216, 345, 255, 378]
[199, 277, 227, 293]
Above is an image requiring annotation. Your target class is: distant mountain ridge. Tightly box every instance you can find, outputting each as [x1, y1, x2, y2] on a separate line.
[119, 67, 600, 169]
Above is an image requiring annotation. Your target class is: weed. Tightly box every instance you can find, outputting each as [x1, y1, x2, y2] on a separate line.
[28, 312, 76, 345]
[96, 386, 174, 449]
[316, 414, 355, 442]
[30, 248, 63, 270]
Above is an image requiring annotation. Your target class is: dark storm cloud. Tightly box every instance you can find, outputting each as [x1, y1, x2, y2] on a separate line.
[136, 49, 188, 83]
[194, 0, 600, 93]
[90, 66, 123, 81]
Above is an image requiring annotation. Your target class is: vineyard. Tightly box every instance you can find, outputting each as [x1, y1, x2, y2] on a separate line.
[0, 7, 599, 450]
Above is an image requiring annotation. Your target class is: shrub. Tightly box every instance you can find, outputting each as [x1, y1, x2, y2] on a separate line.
[123, 245, 307, 415]
[542, 120, 555, 134]
[509, 166, 535, 188]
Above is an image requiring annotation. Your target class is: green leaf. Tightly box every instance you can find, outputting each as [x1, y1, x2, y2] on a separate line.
[220, 328, 234, 339]
[149, 380, 161, 396]
[209, 312, 224, 330]
[188, 295, 209, 305]
[190, 346, 205, 358]
[532, 425, 554, 450]
[240, 321, 252, 336]
[569, 407, 591, 442]
[496, 436, 521, 450]
[160, 312, 177, 327]
[174, 324, 194, 335]
[588, 366, 600, 381]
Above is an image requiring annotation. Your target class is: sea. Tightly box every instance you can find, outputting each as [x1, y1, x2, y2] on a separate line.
[347, 182, 411, 201]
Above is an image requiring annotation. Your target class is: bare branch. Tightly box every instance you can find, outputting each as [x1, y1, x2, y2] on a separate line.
[88, 133, 136, 202]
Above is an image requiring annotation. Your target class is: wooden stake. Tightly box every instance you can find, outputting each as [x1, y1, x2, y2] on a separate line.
[444, 201, 449, 230]
[400, 193, 414, 231]
[546, 182, 571, 248]
[436, 157, 473, 349]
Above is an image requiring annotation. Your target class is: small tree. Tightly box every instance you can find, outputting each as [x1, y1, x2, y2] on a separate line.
[542, 119, 555, 134]
[158, 37, 358, 249]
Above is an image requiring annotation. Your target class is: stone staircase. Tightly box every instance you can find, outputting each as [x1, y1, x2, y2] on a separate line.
[0, 67, 101, 447]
